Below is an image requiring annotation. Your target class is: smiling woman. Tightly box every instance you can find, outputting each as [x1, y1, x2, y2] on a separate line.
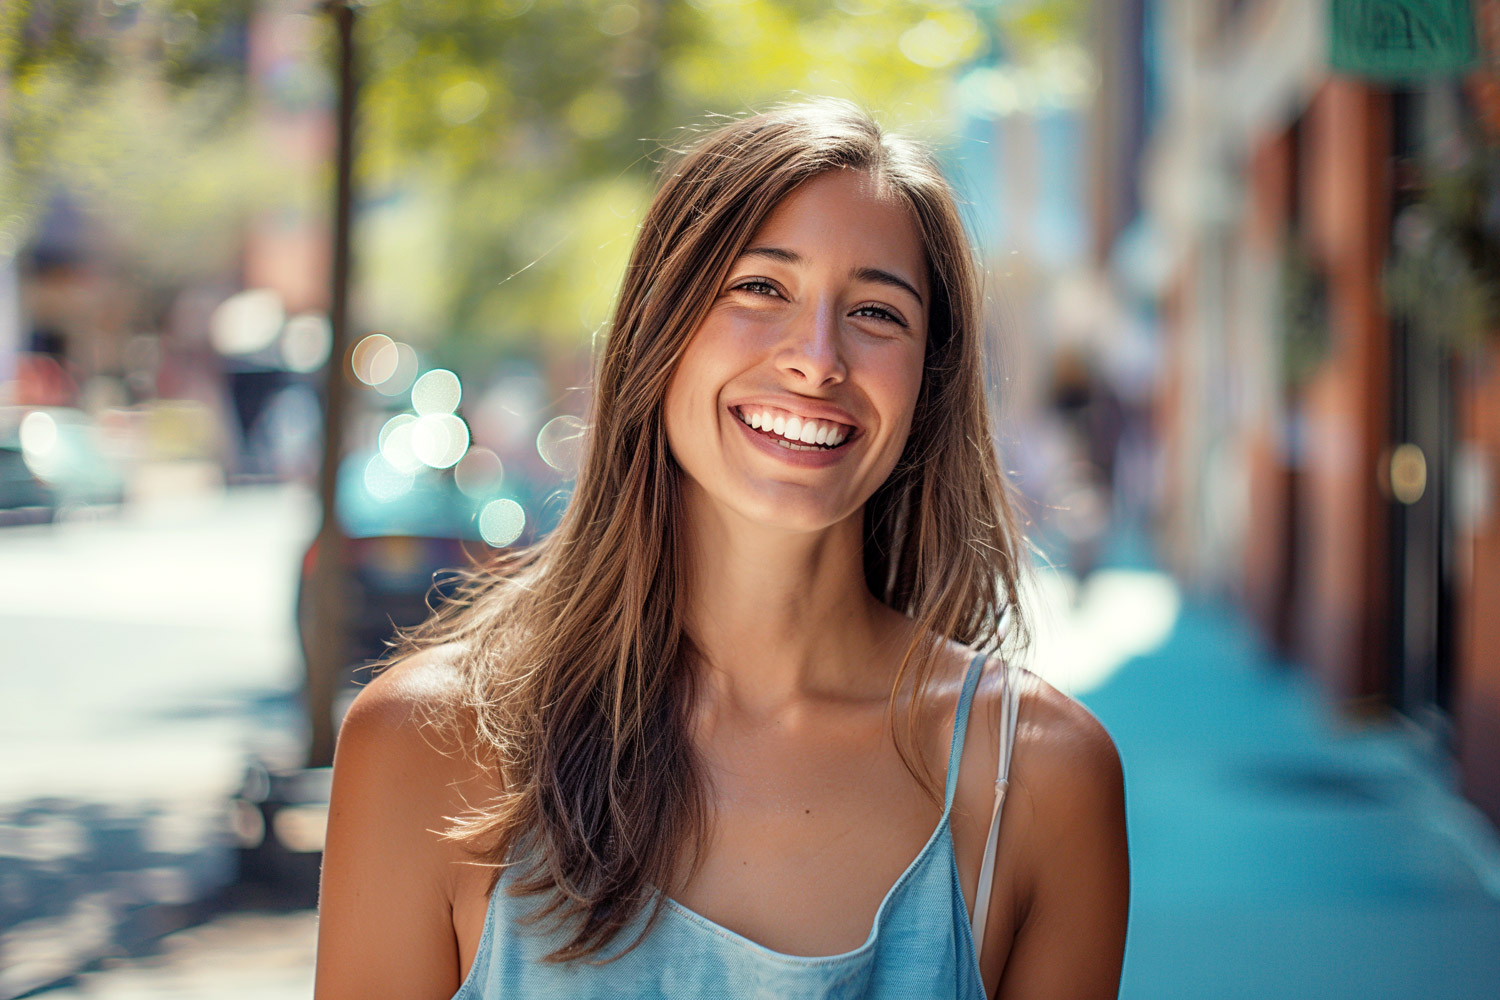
[665, 169, 927, 521]
[314, 98, 1129, 1000]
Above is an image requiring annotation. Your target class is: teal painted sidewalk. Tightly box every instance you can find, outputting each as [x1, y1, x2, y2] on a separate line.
[1073, 584, 1500, 999]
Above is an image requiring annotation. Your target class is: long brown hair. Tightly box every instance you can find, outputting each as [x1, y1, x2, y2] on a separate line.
[389, 97, 1030, 962]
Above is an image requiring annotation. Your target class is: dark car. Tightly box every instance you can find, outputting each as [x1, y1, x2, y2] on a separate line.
[294, 450, 498, 692]
[0, 440, 57, 525]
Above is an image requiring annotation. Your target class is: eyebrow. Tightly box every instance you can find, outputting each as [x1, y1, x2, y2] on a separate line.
[739, 246, 925, 307]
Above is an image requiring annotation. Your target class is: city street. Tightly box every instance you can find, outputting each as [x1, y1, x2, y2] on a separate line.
[9, 1, 1500, 997]
[0, 485, 316, 998]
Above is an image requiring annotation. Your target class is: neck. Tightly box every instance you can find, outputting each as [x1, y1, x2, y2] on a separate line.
[679, 482, 911, 716]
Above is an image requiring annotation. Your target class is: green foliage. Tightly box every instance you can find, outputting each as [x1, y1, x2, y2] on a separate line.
[349, 0, 1003, 348]
[2, 0, 261, 289]
[363, 0, 1100, 348]
[1384, 141, 1500, 352]
[5, 0, 1084, 347]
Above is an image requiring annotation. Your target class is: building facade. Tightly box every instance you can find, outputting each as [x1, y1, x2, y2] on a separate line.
[1097, 0, 1500, 828]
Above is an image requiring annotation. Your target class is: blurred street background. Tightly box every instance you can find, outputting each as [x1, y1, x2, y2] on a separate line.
[3, 0, 1500, 998]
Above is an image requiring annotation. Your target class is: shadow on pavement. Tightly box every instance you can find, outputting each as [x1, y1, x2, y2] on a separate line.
[1076, 585, 1500, 1000]
[0, 797, 238, 999]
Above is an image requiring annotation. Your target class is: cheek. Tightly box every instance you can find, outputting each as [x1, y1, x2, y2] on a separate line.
[867, 344, 926, 440]
[661, 366, 698, 461]
[899, 360, 925, 425]
[666, 316, 758, 419]
[662, 332, 724, 458]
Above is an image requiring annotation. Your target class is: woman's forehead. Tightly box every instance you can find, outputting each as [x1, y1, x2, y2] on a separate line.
[742, 170, 928, 301]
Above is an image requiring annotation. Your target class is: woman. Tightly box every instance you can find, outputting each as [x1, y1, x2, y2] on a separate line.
[314, 99, 1129, 1000]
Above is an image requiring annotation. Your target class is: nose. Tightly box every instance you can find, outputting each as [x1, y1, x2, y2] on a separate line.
[776, 297, 847, 389]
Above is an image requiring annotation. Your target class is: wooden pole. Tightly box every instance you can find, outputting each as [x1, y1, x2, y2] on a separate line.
[305, 0, 357, 769]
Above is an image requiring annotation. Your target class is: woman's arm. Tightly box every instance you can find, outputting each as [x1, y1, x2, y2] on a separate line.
[995, 692, 1130, 999]
[314, 655, 472, 1000]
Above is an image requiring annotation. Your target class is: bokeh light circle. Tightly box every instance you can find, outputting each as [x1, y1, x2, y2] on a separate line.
[211, 289, 284, 356]
[19, 411, 61, 480]
[378, 414, 422, 473]
[351, 334, 395, 385]
[536, 415, 586, 478]
[439, 80, 489, 125]
[363, 453, 414, 501]
[19, 410, 58, 457]
[412, 369, 462, 415]
[479, 499, 526, 547]
[280, 313, 332, 373]
[375, 342, 419, 397]
[410, 413, 469, 469]
[455, 447, 504, 498]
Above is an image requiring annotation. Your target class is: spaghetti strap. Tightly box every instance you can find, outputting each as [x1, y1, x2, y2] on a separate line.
[970, 658, 1020, 957]
[943, 651, 989, 812]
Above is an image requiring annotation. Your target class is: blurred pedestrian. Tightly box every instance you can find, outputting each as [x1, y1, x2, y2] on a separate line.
[1044, 343, 1125, 590]
[315, 100, 1128, 1000]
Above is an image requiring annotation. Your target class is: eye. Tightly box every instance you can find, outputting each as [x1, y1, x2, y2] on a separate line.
[729, 278, 783, 298]
[851, 303, 907, 327]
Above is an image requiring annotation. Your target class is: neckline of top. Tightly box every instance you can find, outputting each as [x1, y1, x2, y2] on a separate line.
[657, 649, 991, 965]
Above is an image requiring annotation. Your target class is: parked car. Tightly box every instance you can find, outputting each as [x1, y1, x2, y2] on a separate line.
[242, 447, 553, 894]
[0, 406, 126, 522]
[0, 436, 57, 525]
[295, 450, 500, 697]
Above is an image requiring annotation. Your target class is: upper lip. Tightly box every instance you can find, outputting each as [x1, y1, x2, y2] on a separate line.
[728, 398, 860, 433]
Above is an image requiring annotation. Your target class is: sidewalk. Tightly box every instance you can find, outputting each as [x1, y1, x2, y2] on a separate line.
[0, 486, 314, 999]
[1065, 551, 1500, 998]
[27, 895, 316, 1000]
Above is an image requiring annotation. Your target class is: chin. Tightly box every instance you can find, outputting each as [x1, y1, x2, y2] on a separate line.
[720, 480, 863, 535]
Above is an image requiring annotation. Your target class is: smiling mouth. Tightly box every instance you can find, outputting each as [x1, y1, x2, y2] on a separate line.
[732, 405, 855, 451]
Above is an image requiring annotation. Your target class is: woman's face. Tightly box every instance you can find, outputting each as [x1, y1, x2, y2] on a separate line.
[663, 168, 929, 534]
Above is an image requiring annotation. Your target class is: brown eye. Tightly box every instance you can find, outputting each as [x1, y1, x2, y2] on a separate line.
[852, 304, 906, 327]
[732, 279, 782, 298]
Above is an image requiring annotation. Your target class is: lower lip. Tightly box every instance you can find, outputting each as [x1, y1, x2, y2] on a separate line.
[730, 411, 855, 469]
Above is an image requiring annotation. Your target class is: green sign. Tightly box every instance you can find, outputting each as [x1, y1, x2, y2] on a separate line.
[1330, 0, 1478, 79]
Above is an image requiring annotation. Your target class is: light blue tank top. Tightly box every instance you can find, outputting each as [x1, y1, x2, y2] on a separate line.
[451, 651, 1017, 1000]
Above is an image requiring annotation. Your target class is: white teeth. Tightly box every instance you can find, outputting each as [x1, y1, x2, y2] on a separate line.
[735, 407, 851, 449]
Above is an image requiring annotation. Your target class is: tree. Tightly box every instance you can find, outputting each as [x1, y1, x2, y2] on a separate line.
[4, 0, 1087, 349]
[343, 0, 1021, 349]
[2, 0, 264, 297]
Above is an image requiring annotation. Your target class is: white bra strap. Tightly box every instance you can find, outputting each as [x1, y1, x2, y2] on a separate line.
[970, 660, 1020, 960]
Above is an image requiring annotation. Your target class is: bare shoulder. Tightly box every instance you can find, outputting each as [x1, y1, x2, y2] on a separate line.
[314, 642, 496, 1000]
[979, 660, 1129, 999]
[955, 652, 1123, 795]
[331, 641, 501, 856]
[976, 659, 1126, 883]
[348, 642, 469, 733]
[334, 646, 485, 786]
[1000, 663, 1124, 814]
